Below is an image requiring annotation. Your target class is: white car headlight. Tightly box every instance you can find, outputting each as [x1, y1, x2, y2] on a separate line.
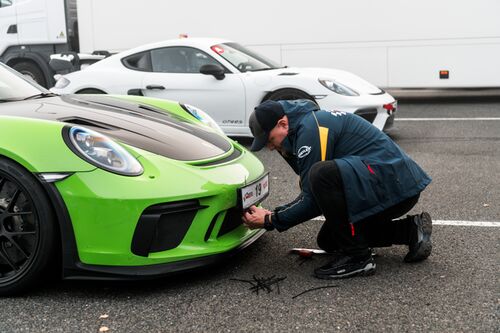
[319, 79, 359, 96]
[54, 75, 70, 89]
[64, 126, 143, 176]
[181, 103, 224, 134]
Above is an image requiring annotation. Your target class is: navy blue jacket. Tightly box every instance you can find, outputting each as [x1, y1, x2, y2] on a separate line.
[272, 100, 431, 231]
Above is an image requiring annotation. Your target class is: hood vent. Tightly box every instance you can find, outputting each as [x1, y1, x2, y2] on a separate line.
[58, 116, 117, 130]
[278, 72, 299, 76]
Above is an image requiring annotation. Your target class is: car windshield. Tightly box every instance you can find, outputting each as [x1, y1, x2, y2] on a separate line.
[0, 63, 48, 102]
[212, 42, 283, 73]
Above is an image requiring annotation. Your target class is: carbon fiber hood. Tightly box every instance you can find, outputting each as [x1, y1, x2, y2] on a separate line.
[0, 95, 232, 161]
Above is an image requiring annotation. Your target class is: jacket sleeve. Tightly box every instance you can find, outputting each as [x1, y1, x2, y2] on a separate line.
[272, 129, 322, 231]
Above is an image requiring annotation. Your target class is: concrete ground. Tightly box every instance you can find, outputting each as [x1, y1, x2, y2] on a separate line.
[0, 98, 498, 332]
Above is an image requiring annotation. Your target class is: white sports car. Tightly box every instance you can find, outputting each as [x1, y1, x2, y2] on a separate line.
[51, 38, 397, 136]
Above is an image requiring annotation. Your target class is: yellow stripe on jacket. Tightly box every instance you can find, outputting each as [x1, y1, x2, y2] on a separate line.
[318, 126, 329, 161]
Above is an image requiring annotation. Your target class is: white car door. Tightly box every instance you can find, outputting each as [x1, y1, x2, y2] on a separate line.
[136, 46, 246, 133]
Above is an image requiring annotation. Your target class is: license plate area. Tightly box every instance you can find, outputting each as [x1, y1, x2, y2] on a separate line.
[238, 173, 269, 210]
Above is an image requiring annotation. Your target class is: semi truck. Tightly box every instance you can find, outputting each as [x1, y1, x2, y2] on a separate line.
[1, 0, 499, 89]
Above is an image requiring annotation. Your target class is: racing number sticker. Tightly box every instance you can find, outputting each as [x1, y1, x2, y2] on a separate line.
[240, 174, 269, 209]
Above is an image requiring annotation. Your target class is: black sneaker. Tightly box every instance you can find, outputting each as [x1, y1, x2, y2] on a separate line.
[404, 212, 433, 263]
[314, 252, 376, 279]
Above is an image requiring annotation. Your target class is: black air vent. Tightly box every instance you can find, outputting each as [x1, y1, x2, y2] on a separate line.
[278, 72, 299, 76]
[131, 200, 206, 257]
[217, 207, 243, 237]
[59, 116, 116, 130]
[354, 108, 377, 123]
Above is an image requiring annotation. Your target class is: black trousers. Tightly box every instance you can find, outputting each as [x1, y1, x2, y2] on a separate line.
[309, 160, 419, 256]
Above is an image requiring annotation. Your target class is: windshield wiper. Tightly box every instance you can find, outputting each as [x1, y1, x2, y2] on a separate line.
[251, 66, 287, 72]
[23, 92, 58, 100]
[0, 98, 22, 103]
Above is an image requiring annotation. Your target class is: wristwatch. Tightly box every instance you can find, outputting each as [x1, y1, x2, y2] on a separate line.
[263, 214, 275, 231]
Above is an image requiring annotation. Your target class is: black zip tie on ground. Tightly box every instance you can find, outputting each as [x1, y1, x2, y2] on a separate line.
[292, 285, 338, 299]
[230, 275, 287, 295]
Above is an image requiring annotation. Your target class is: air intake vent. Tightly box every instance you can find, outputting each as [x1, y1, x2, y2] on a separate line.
[131, 200, 206, 256]
[59, 117, 116, 130]
[354, 108, 377, 123]
[217, 207, 243, 237]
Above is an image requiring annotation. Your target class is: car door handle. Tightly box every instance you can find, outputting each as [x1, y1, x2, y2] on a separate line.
[145, 85, 165, 90]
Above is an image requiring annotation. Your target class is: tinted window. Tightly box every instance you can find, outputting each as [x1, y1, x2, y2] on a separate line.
[122, 52, 152, 71]
[0, 0, 12, 8]
[150, 47, 223, 73]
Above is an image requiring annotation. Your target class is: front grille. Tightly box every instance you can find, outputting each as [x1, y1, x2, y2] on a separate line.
[131, 200, 206, 257]
[217, 207, 243, 238]
[354, 108, 377, 123]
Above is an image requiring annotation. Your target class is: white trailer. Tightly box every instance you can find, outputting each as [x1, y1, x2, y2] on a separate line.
[1, 0, 499, 89]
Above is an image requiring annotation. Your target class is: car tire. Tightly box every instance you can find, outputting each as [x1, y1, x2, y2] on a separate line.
[11, 61, 46, 87]
[0, 158, 57, 296]
[265, 88, 317, 104]
[76, 88, 106, 94]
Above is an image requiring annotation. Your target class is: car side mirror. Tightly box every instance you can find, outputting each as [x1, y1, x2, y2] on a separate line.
[200, 64, 225, 80]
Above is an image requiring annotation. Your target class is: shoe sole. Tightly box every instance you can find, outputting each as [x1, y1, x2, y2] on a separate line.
[404, 212, 433, 263]
[314, 262, 376, 280]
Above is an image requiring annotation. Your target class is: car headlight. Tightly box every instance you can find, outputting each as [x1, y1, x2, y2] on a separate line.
[181, 103, 224, 134]
[63, 126, 143, 176]
[54, 75, 70, 89]
[318, 79, 359, 96]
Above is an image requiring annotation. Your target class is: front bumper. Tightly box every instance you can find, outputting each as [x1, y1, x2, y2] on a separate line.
[316, 92, 396, 131]
[66, 229, 265, 280]
[44, 144, 266, 278]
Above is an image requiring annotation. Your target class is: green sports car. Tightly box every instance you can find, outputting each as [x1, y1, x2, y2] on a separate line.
[0, 63, 269, 295]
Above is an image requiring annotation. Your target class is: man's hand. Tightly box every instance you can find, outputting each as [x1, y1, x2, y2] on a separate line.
[242, 206, 272, 229]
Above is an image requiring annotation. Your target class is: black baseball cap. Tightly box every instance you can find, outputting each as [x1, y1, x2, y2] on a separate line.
[248, 100, 285, 151]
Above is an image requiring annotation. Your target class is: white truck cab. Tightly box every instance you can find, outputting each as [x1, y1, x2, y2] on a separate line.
[0, 0, 78, 87]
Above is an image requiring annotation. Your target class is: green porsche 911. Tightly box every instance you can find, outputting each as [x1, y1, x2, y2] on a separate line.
[0, 62, 269, 295]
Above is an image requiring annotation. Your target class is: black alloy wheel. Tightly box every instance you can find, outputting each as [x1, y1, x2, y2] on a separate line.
[0, 158, 56, 296]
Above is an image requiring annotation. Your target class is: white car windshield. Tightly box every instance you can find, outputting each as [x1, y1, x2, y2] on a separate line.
[211, 43, 283, 73]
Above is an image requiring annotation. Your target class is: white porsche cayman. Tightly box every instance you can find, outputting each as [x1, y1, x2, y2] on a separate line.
[51, 38, 397, 136]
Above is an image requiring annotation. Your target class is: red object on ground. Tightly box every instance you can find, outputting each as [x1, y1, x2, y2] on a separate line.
[298, 250, 314, 258]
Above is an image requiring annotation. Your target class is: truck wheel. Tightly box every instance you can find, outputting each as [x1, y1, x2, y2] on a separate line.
[0, 158, 57, 296]
[76, 88, 106, 94]
[266, 89, 316, 104]
[12, 62, 46, 87]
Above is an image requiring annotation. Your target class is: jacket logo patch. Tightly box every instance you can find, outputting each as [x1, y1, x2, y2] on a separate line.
[297, 146, 312, 158]
[327, 110, 347, 117]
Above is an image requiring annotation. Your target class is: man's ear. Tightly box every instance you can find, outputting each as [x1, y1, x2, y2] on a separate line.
[277, 116, 289, 129]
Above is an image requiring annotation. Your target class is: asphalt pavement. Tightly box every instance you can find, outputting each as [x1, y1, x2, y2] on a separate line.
[0, 98, 499, 332]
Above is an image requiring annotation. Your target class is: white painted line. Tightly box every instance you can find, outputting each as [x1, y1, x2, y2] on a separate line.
[311, 216, 500, 227]
[396, 117, 500, 121]
[433, 220, 500, 227]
